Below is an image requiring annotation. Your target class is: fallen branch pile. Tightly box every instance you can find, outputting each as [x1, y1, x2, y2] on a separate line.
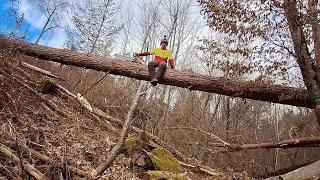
[1, 52, 319, 179]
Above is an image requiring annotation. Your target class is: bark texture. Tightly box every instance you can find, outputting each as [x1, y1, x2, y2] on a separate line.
[0, 36, 312, 108]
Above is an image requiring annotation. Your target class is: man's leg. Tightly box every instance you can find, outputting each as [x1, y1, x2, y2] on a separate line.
[152, 63, 167, 86]
[148, 61, 155, 80]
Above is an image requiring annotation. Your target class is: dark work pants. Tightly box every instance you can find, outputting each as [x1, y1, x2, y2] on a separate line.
[148, 61, 167, 80]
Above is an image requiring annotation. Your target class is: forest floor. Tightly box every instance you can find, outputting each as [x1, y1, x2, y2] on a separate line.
[0, 52, 231, 179]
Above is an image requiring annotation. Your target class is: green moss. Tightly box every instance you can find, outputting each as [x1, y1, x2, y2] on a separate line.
[148, 140, 159, 148]
[146, 148, 184, 173]
[138, 171, 190, 180]
[107, 175, 116, 180]
[124, 135, 145, 151]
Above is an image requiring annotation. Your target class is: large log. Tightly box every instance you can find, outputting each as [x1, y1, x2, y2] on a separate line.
[0, 36, 313, 108]
[264, 160, 320, 180]
[279, 160, 320, 180]
[242, 136, 320, 150]
[211, 136, 320, 154]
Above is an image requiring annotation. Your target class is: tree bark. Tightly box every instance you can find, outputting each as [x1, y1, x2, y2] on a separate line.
[241, 136, 320, 150]
[283, 1, 320, 121]
[0, 36, 313, 108]
[279, 160, 320, 180]
[210, 136, 320, 154]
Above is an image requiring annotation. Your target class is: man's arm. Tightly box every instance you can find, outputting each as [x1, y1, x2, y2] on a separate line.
[169, 59, 175, 69]
[168, 51, 175, 69]
[136, 49, 155, 56]
[137, 52, 151, 56]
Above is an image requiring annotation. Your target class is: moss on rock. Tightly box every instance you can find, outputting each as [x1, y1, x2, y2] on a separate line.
[138, 171, 190, 180]
[147, 148, 184, 173]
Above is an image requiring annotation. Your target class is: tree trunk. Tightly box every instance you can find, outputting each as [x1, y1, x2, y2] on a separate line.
[88, 1, 110, 55]
[0, 36, 313, 108]
[279, 160, 320, 180]
[212, 136, 320, 153]
[283, 0, 320, 125]
[225, 96, 231, 141]
[35, 6, 56, 44]
[241, 136, 320, 150]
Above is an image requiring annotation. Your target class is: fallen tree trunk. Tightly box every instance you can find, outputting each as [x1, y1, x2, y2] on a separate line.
[278, 160, 320, 180]
[264, 160, 320, 180]
[0, 37, 313, 108]
[211, 136, 320, 154]
[241, 136, 320, 150]
[241, 137, 320, 150]
[261, 160, 317, 178]
[132, 127, 190, 163]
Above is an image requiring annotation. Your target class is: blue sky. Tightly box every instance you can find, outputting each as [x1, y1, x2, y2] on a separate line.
[0, 0, 67, 48]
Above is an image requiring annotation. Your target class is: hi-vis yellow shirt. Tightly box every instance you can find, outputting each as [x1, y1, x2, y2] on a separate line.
[139, 48, 175, 69]
[150, 48, 175, 69]
[150, 48, 173, 63]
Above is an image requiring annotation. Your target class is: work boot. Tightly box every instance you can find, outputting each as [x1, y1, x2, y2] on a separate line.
[148, 61, 155, 80]
[151, 78, 158, 86]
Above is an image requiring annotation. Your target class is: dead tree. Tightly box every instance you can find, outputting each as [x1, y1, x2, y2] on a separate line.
[0, 37, 313, 108]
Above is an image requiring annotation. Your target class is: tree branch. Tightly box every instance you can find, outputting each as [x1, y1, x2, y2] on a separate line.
[0, 143, 46, 180]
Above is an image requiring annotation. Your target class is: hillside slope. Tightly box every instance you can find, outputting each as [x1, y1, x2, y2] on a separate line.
[0, 53, 221, 179]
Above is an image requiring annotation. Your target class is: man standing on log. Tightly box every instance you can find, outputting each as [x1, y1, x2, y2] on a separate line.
[136, 35, 175, 86]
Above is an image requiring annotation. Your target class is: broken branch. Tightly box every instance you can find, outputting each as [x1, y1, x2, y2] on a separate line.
[20, 61, 64, 81]
[0, 143, 46, 180]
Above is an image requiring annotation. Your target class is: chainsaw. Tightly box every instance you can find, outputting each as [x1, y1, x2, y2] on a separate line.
[132, 53, 143, 64]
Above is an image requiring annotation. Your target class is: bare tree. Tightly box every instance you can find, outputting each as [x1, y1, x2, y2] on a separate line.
[0, 0, 27, 40]
[27, 0, 70, 44]
[199, 0, 320, 125]
[72, 0, 123, 56]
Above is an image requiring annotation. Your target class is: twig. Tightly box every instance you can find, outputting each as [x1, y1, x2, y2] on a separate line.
[0, 143, 46, 180]
[15, 137, 25, 179]
[67, 166, 90, 177]
[28, 140, 45, 148]
[0, 163, 22, 180]
[178, 160, 221, 176]
[164, 126, 235, 150]
[5, 92, 17, 111]
[0, 69, 69, 118]
[41, 102, 62, 121]
[56, 84, 120, 131]
[4, 142, 91, 178]
[29, 149, 51, 162]
[81, 71, 110, 97]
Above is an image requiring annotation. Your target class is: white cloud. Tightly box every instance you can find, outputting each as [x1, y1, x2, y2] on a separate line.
[38, 28, 67, 48]
[19, 0, 46, 29]
[18, 0, 68, 48]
